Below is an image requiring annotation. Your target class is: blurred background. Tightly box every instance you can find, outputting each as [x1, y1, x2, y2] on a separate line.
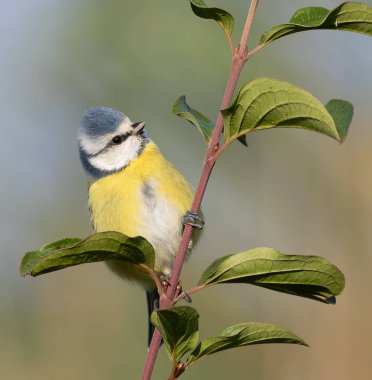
[1, 0, 372, 379]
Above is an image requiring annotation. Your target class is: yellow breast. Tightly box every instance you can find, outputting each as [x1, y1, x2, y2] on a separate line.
[88, 142, 194, 281]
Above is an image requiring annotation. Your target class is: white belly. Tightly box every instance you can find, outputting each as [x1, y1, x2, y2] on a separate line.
[139, 179, 183, 275]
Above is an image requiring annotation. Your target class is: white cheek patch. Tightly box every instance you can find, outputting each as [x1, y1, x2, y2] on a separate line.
[79, 134, 112, 156]
[89, 135, 143, 171]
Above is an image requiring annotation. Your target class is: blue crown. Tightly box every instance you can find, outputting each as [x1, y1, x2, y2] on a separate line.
[80, 106, 125, 137]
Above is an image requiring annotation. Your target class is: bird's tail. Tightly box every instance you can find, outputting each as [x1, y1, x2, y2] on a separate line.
[146, 288, 160, 346]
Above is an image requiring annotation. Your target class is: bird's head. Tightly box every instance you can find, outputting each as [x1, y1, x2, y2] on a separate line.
[78, 106, 149, 180]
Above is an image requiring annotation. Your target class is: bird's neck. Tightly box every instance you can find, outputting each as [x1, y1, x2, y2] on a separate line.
[80, 138, 151, 182]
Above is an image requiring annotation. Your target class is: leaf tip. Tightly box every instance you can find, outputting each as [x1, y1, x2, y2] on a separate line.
[19, 251, 35, 277]
[189, 0, 234, 37]
[172, 95, 186, 114]
[237, 135, 248, 147]
[172, 95, 214, 142]
[325, 99, 353, 143]
[325, 295, 337, 305]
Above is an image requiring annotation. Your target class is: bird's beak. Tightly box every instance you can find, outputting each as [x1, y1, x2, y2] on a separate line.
[131, 122, 146, 135]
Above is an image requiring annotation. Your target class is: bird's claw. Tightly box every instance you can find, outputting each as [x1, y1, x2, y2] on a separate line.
[182, 211, 204, 230]
[160, 275, 171, 289]
[180, 291, 192, 303]
[176, 281, 192, 303]
[159, 276, 192, 303]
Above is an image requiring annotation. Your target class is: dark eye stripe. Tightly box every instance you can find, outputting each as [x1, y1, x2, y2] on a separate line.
[88, 132, 131, 157]
[111, 132, 131, 145]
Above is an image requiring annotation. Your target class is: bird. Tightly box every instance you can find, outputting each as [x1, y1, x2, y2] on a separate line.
[77, 106, 202, 344]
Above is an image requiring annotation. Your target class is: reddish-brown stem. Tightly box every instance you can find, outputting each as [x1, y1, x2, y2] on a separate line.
[141, 2, 260, 379]
[239, 0, 260, 56]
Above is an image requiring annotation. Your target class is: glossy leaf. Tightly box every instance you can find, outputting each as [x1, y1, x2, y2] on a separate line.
[222, 77, 352, 144]
[198, 247, 345, 304]
[173, 95, 214, 142]
[151, 306, 199, 362]
[20, 232, 155, 276]
[260, 2, 372, 44]
[188, 322, 307, 365]
[189, 0, 234, 37]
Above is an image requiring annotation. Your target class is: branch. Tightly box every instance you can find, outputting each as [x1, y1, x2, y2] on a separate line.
[239, 0, 260, 56]
[141, 2, 260, 379]
[174, 284, 205, 304]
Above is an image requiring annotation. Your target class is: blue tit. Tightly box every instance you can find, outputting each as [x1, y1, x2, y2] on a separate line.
[78, 106, 201, 344]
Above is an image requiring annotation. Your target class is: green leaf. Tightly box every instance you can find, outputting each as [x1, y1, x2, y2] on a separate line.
[151, 306, 199, 362]
[237, 135, 248, 147]
[198, 247, 345, 304]
[325, 99, 353, 143]
[189, 0, 234, 37]
[260, 2, 372, 44]
[188, 322, 307, 365]
[20, 232, 155, 276]
[173, 95, 214, 142]
[222, 77, 352, 144]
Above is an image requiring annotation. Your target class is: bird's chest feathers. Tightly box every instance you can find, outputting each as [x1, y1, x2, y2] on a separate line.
[88, 161, 183, 242]
[139, 179, 182, 247]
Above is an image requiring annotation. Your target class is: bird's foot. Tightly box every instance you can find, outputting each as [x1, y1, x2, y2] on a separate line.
[182, 211, 204, 230]
[159, 276, 192, 303]
[160, 274, 171, 289]
[175, 280, 192, 303]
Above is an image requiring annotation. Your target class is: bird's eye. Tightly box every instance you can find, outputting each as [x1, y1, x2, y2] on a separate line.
[112, 135, 123, 145]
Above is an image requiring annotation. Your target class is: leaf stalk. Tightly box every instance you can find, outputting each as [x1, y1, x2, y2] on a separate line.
[174, 284, 205, 304]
